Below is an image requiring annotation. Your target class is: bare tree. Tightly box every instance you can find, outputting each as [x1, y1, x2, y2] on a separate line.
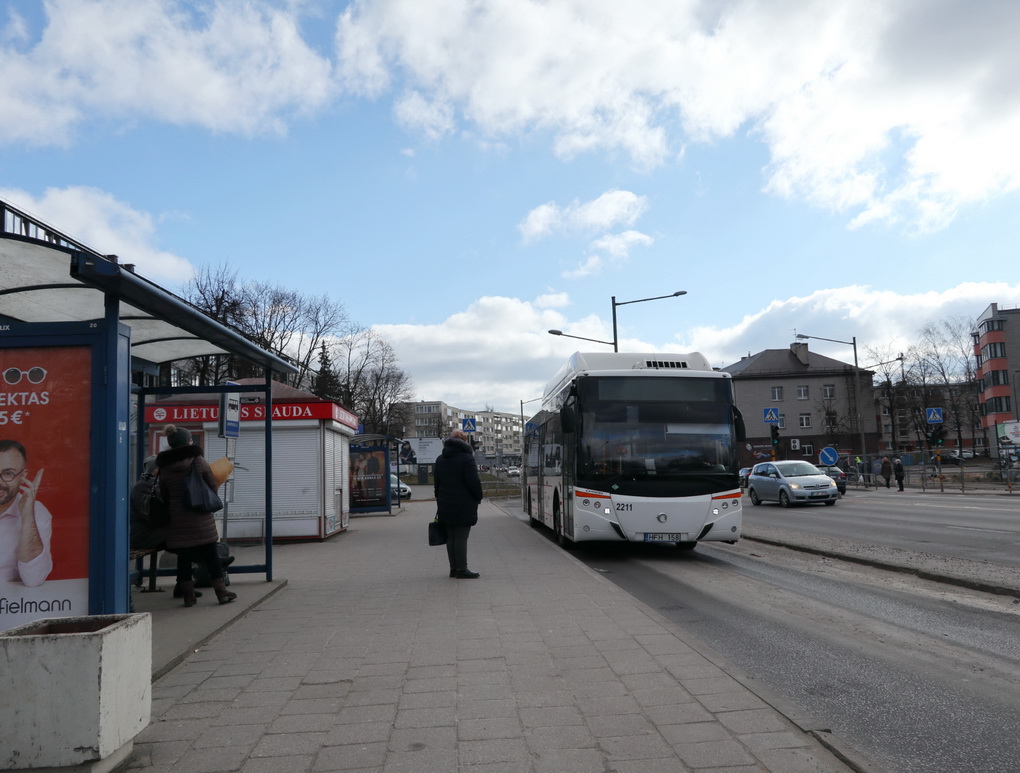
[179, 264, 349, 388]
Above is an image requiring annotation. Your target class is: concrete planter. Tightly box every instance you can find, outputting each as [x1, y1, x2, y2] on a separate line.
[0, 613, 152, 773]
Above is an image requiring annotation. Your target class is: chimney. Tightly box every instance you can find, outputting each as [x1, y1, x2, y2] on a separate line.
[791, 341, 809, 366]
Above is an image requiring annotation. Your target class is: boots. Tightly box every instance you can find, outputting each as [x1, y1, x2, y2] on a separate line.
[173, 582, 201, 599]
[179, 581, 197, 608]
[212, 578, 237, 605]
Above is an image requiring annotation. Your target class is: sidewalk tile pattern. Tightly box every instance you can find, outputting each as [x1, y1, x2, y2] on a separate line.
[123, 499, 858, 772]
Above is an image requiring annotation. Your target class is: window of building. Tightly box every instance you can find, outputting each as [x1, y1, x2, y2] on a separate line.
[797, 385, 809, 400]
[771, 386, 784, 401]
[778, 413, 786, 429]
[798, 413, 811, 428]
[985, 370, 1010, 388]
[982, 342, 1007, 360]
[983, 319, 1004, 333]
[822, 384, 835, 399]
[984, 395, 1011, 414]
[801, 444, 813, 457]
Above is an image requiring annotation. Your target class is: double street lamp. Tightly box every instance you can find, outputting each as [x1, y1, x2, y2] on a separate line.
[795, 332, 869, 473]
[549, 290, 687, 351]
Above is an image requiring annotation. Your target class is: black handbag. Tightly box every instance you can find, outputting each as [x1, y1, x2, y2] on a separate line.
[184, 460, 223, 513]
[141, 474, 170, 527]
[428, 518, 447, 546]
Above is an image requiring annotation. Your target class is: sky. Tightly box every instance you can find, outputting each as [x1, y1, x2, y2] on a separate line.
[2, 0, 1019, 416]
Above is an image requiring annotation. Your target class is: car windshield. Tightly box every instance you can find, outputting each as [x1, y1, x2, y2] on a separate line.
[776, 461, 822, 477]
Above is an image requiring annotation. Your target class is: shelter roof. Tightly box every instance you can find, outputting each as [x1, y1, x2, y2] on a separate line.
[1, 199, 295, 374]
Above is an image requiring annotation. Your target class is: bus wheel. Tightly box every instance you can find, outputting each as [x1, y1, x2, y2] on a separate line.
[675, 541, 697, 551]
[553, 510, 572, 549]
[527, 492, 540, 527]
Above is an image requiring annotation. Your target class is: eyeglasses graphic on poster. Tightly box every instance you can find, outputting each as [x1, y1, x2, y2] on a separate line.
[0, 347, 92, 631]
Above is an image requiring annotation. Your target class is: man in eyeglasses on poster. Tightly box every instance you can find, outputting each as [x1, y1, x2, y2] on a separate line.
[0, 439, 52, 587]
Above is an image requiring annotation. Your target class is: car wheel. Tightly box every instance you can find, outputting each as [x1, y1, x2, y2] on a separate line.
[824, 499, 836, 506]
[779, 490, 791, 508]
[748, 488, 761, 506]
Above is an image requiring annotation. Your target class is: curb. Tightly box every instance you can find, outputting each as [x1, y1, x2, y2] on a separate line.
[742, 534, 1020, 599]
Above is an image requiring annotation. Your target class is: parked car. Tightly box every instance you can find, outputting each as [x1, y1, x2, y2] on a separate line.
[930, 453, 963, 466]
[738, 467, 752, 488]
[747, 460, 838, 507]
[390, 474, 412, 499]
[506, 466, 521, 477]
[814, 465, 847, 494]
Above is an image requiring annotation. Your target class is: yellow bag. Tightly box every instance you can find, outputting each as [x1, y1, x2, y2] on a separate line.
[209, 457, 235, 488]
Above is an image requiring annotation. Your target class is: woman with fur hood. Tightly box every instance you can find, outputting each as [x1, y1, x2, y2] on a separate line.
[156, 425, 236, 607]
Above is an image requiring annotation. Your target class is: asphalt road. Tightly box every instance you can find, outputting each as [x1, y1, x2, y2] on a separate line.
[503, 496, 1020, 773]
[572, 538, 1020, 773]
[743, 487, 1020, 567]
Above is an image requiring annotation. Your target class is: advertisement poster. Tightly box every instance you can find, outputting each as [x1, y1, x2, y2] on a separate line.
[1, 347, 92, 631]
[349, 447, 388, 510]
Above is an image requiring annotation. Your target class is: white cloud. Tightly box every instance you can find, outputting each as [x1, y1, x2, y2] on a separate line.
[561, 255, 603, 280]
[3, 1, 1018, 232]
[678, 283, 1020, 369]
[337, 0, 1020, 231]
[518, 190, 649, 242]
[0, 0, 334, 145]
[377, 285, 1020, 413]
[0, 187, 194, 284]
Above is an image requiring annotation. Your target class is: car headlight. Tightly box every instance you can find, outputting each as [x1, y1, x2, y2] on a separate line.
[788, 482, 801, 490]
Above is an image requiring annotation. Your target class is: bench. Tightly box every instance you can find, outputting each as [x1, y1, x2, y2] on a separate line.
[129, 547, 162, 592]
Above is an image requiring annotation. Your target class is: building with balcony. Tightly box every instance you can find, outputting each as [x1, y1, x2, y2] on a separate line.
[973, 302, 1020, 454]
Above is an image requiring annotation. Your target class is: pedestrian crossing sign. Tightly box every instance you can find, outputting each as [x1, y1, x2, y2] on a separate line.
[461, 418, 477, 432]
[926, 408, 943, 423]
[762, 408, 779, 423]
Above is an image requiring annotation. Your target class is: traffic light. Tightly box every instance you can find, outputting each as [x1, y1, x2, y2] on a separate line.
[931, 426, 945, 445]
[770, 425, 780, 445]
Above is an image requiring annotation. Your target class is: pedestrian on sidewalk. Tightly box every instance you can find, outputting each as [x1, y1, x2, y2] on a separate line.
[893, 457, 905, 491]
[434, 429, 483, 579]
[156, 425, 236, 607]
[880, 456, 892, 488]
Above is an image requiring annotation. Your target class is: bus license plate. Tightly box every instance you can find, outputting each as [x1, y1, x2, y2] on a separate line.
[644, 533, 684, 542]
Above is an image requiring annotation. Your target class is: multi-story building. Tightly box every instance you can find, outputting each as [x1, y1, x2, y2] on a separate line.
[722, 342, 879, 469]
[398, 400, 523, 466]
[973, 302, 1020, 456]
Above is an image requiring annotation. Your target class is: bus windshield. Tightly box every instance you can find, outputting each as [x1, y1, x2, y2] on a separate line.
[575, 376, 737, 485]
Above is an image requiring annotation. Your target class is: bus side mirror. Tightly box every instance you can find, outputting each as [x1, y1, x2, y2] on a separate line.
[560, 404, 576, 434]
[733, 406, 746, 442]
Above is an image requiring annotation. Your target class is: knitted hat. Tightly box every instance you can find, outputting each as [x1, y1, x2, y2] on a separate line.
[164, 424, 193, 448]
[143, 456, 158, 474]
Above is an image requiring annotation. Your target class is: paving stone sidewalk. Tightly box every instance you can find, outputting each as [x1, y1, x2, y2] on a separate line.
[124, 499, 872, 772]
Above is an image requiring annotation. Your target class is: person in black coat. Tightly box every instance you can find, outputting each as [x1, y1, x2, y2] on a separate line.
[434, 430, 484, 578]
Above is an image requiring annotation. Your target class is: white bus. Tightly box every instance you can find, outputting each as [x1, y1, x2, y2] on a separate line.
[524, 351, 746, 550]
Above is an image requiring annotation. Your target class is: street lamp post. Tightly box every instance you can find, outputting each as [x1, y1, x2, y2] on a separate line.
[548, 290, 687, 352]
[1013, 370, 1020, 422]
[547, 329, 614, 347]
[611, 291, 686, 352]
[796, 332, 869, 480]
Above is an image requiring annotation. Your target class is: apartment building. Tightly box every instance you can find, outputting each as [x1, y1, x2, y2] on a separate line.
[722, 342, 879, 468]
[398, 400, 524, 465]
[973, 302, 1020, 456]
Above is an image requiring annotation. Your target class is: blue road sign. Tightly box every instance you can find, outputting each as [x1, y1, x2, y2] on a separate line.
[461, 418, 477, 432]
[926, 408, 944, 423]
[763, 408, 780, 424]
[819, 446, 839, 466]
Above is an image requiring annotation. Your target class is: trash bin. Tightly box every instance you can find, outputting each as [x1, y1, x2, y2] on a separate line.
[0, 613, 152, 772]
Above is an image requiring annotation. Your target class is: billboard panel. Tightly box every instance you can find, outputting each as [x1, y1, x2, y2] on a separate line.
[1, 346, 92, 630]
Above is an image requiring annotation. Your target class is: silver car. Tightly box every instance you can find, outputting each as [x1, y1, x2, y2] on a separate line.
[747, 460, 838, 507]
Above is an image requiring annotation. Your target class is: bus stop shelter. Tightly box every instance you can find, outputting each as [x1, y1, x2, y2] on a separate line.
[1, 198, 296, 631]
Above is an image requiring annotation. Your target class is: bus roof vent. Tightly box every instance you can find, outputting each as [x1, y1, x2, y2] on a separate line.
[641, 360, 689, 369]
